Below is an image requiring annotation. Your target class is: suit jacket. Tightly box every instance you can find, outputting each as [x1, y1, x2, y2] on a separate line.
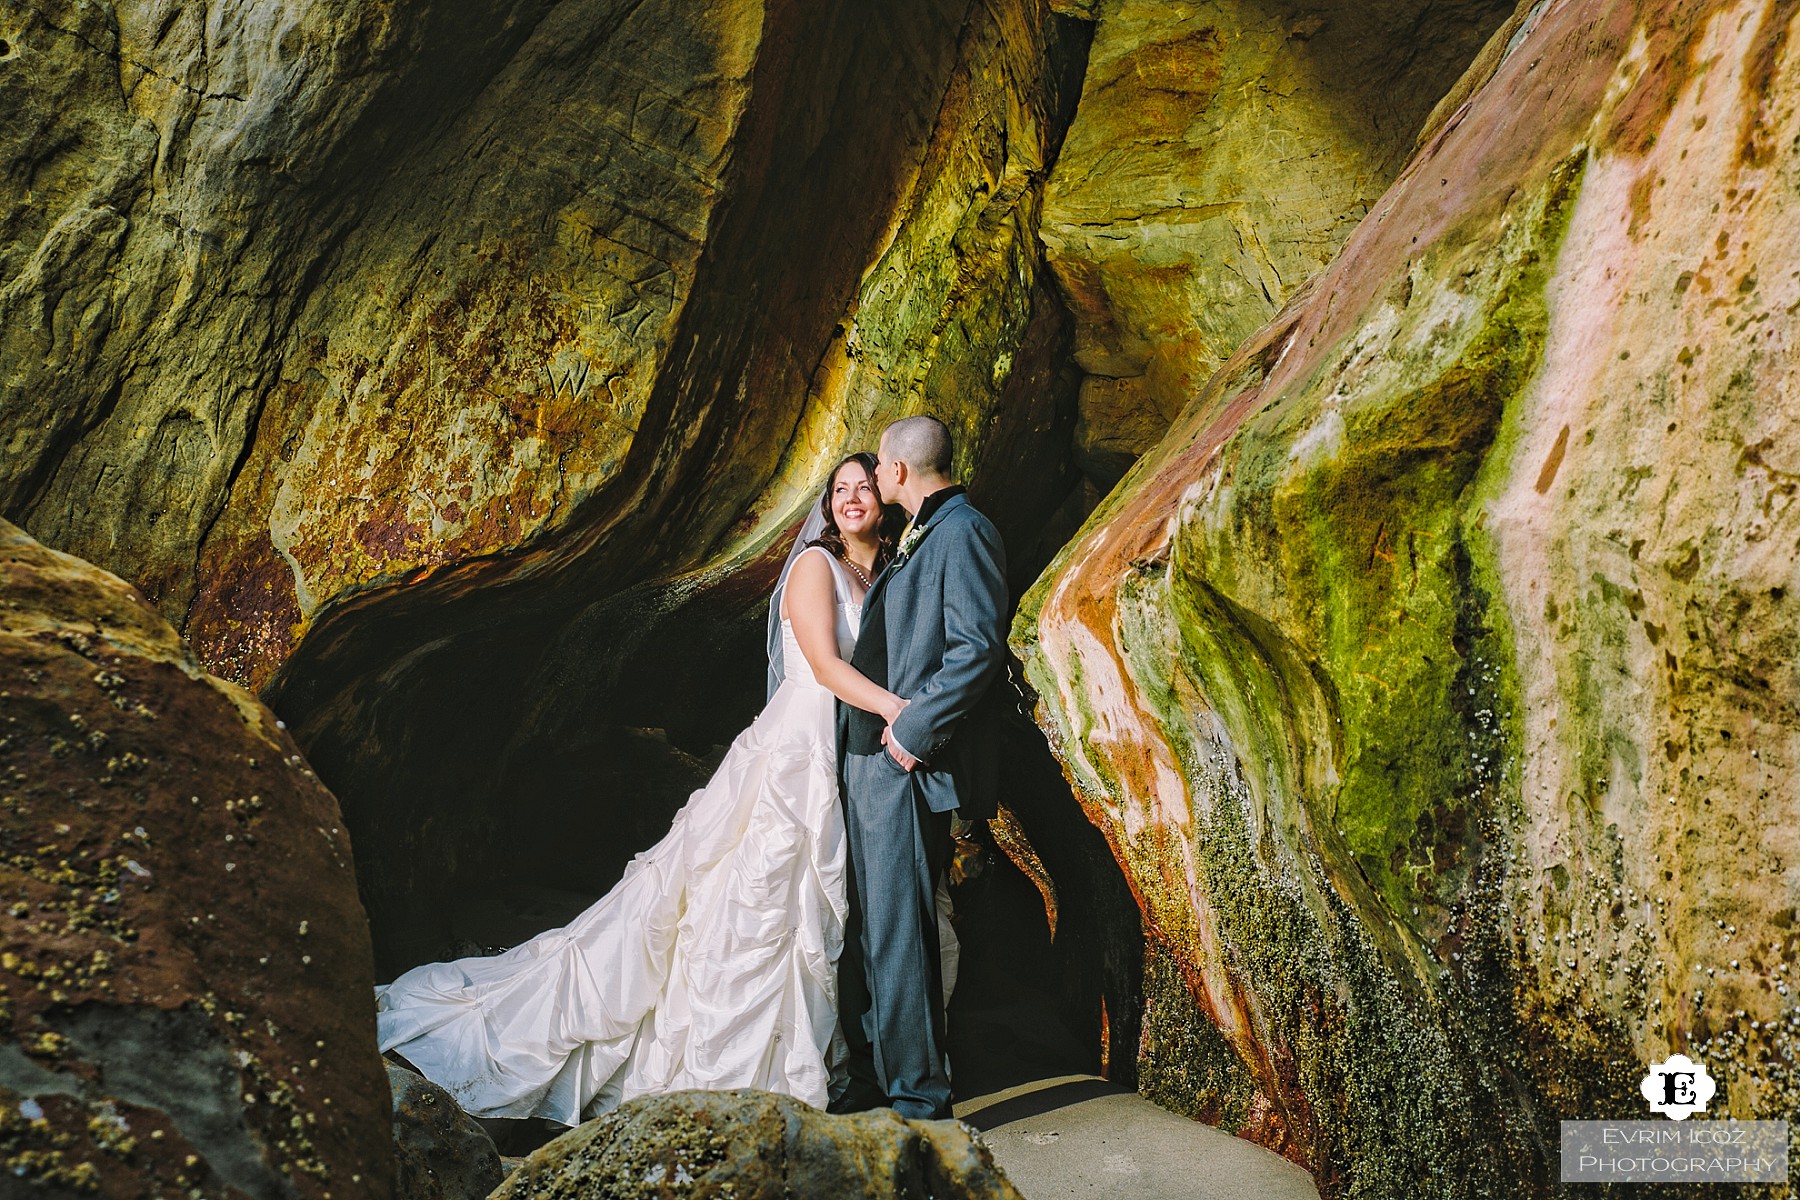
[845, 491, 1008, 818]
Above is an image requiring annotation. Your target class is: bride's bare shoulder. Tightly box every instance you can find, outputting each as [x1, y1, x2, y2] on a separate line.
[782, 547, 838, 620]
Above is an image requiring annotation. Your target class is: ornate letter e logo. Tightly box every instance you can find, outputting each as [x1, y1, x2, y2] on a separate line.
[1640, 1054, 1716, 1120]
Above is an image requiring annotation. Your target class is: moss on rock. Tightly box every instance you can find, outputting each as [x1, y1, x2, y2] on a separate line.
[1019, 0, 1800, 1191]
[493, 1090, 1024, 1200]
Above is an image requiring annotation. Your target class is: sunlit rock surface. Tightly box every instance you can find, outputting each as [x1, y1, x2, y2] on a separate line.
[0, 0, 1081, 690]
[1039, 0, 1513, 487]
[493, 1089, 1025, 1200]
[1017, 0, 1800, 1191]
[0, 521, 389, 1198]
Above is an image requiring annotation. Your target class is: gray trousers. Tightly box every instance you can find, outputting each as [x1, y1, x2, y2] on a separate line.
[840, 750, 952, 1119]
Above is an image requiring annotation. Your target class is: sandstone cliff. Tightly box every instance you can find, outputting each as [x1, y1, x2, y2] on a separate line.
[7, 0, 1795, 1194]
[2, 0, 1094, 688]
[1041, 0, 1514, 486]
[1017, 0, 1800, 1189]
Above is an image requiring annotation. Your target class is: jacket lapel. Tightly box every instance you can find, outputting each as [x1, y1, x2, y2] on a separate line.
[876, 492, 966, 599]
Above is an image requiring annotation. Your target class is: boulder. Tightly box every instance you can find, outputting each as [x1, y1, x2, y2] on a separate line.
[1016, 0, 1800, 1191]
[0, 520, 390, 1198]
[492, 1089, 1023, 1200]
[388, 1063, 503, 1200]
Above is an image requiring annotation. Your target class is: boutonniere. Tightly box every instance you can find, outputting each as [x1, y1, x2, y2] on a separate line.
[897, 522, 928, 561]
[893, 519, 935, 569]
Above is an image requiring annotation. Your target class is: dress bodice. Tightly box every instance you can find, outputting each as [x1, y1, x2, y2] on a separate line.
[779, 547, 862, 690]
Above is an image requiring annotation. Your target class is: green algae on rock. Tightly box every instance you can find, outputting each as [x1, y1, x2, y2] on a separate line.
[0, 520, 390, 1199]
[1016, 0, 1800, 1191]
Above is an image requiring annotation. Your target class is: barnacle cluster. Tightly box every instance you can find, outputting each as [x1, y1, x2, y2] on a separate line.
[503, 1107, 731, 1200]
[201, 992, 333, 1185]
[1, 843, 140, 946]
[0, 1091, 158, 1195]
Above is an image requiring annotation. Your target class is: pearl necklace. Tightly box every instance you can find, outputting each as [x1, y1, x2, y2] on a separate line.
[841, 554, 874, 589]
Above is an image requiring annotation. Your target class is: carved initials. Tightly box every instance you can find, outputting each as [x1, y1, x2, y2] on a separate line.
[545, 358, 591, 399]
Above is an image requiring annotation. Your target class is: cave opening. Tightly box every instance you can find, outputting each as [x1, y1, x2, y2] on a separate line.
[252, 0, 1523, 1135]
[275, 310, 1150, 1108]
[255, 0, 1146, 1115]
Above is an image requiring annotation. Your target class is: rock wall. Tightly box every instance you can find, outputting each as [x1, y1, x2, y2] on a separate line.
[1016, 0, 1800, 1192]
[1039, 0, 1514, 487]
[0, 521, 390, 1198]
[248, 0, 1096, 973]
[1, 0, 1080, 690]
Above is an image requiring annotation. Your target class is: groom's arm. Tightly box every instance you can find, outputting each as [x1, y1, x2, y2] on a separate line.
[888, 515, 1007, 764]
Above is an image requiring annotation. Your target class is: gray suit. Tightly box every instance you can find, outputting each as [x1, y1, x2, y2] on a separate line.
[839, 490, 1007, 1118]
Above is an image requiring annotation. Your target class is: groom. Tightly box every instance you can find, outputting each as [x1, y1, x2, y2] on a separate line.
[837, 415, 1008, 1120]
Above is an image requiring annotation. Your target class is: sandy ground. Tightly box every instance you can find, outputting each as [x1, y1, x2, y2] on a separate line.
[956, 1075, 1321, 1200]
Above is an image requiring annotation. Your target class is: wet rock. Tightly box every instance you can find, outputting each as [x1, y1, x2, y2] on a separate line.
[388, 1063, 503, 1200]
[1017, 0, 1800, 1191]
[0, 520, 390, 1198]
[492, 1089, 1024, 1200]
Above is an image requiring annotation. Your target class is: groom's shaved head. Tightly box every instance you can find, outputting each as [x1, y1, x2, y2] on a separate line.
[881, 416, 954, 478]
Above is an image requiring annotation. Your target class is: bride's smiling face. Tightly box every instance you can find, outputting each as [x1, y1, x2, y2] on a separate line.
[831, 462, 880, 537]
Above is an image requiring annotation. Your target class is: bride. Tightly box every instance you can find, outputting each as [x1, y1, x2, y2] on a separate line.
[375, 453, 906, 1125]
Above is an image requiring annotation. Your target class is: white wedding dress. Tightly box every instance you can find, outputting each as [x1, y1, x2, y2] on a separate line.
[375, 547, 863, 1125]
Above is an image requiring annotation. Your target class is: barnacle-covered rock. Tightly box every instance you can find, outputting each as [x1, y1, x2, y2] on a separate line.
[492, 1089, 1023, 1200]
[0, 520, 389, 1198]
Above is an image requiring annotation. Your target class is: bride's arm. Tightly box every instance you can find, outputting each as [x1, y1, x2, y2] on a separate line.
[786, 551, 905, 722]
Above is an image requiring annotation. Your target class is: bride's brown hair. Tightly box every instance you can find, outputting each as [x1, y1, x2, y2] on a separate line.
[808, 452, 901, 573]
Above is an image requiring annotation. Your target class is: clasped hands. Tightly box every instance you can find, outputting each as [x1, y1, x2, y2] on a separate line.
[880, 698, 919, 772]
